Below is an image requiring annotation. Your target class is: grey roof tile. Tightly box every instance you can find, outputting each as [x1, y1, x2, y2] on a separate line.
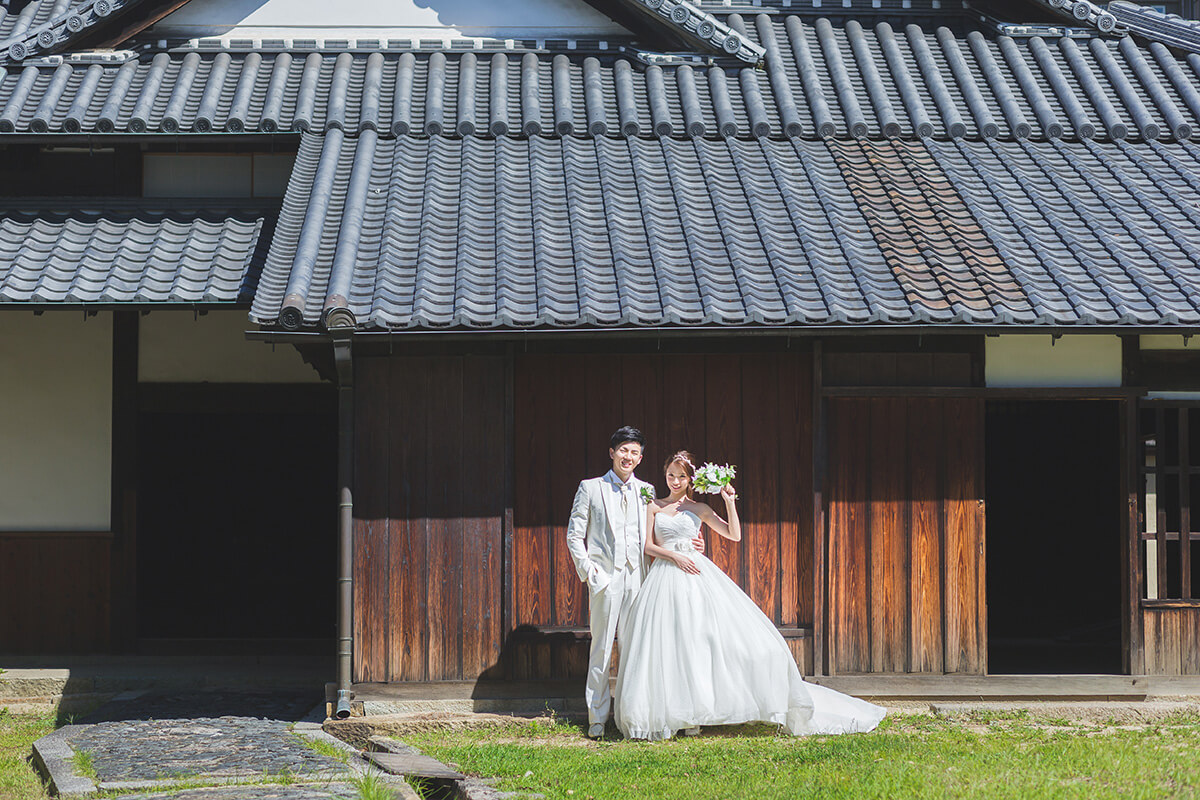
[0, 0, 158, 64]
[0, 202, 270, 304]
[3, 17, 1200, 141]
[251, 130, 1200, 330]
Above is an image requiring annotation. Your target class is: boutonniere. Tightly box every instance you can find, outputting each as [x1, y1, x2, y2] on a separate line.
[639, 486, 655, 505]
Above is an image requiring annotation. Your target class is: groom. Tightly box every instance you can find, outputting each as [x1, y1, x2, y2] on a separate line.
[566, 426, 703, 737]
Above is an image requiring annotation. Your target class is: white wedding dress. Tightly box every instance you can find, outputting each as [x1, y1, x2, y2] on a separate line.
[614, 509, 886, 740]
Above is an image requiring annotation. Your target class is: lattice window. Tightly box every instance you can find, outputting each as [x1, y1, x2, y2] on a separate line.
[1139, 403, 1200, 601]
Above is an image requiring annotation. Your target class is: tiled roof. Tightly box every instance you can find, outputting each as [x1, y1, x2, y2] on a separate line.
[0, 201, 270, 303]
[3, 18, 1200, 141]
[249, 131, 1200, 330]
[0, 0, 153, 63]
[1111, 1, 1200, 53]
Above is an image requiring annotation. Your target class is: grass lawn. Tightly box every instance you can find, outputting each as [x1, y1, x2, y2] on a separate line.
[0, 708, 54, 800]
[401, 710, 1200, 800]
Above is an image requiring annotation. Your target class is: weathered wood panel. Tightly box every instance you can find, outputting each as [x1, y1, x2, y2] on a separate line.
[1143, 608, 1200, 675]
[705, 355, 744, 586]
[354, 357, 390, 683]
[828, 399, 870, 673]
[462, 356, 505, 680]
[353, 355, 506, 683]
[826, 397, 985, 674]
[0, 534, 111, 653]
[908, 398, 944, 673]
[510, 350, 815, 680]
[944, 399, 984, 674]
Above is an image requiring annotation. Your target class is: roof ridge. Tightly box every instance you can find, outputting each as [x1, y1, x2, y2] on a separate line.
[1, 0, 154, 64]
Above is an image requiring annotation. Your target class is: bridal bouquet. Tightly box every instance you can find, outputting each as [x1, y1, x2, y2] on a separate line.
[692, 462, 737, 495]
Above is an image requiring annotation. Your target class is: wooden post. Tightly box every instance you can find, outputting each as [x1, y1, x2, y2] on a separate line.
[1182, 410, 1192, 601]
[110, 311, 138, 653]
[812, 339, 827, 676]
[1122, 397, 1145, 674]
[503, 343, 516, 678]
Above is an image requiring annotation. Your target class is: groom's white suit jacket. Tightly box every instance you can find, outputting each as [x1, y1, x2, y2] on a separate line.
[566, 473, 653, 594]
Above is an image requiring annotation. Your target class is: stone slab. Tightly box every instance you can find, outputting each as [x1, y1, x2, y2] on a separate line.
[30, 725, 97, 798]
[366, 750, 465, 780]
[98, 784, 364, 800]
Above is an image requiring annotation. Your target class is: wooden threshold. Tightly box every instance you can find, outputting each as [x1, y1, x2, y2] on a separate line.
[805, 674, 1200, 700]
[352, 674, 1200, 705]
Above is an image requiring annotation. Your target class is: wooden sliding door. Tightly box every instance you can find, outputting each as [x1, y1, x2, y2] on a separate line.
[825, 396, 986, 675]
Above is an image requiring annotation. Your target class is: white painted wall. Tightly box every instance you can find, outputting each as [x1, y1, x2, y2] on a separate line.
[985, 335, 1123, 388]
[1140, 335, 1197, 350]
[152, 0, 628, 39]
[139, 310, 322, 383]
[0, 312, 112, 530]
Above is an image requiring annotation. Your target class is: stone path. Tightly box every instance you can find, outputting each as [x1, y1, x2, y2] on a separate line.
[33, 690, 417, 799]
[65, 717, 347, 782]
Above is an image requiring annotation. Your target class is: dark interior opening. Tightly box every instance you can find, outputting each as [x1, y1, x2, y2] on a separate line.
[985, 400, 1123, 674]
[136, 385, 336, 651]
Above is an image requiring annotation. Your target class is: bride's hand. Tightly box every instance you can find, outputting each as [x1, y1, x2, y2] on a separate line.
[721, 484, 737, 501]
[672, 553, 700, 575]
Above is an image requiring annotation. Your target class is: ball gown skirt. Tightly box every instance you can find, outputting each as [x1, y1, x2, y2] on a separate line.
[614, 509, 886, 741]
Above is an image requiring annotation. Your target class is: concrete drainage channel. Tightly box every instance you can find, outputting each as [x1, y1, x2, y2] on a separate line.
[363, 736, 545, 800]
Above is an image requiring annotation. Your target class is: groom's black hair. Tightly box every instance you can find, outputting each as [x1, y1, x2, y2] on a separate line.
[610, 426, 646, 450]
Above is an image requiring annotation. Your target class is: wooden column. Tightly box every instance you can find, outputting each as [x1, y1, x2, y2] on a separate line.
[812, 340, 826, 675]
[110, 310, 138, 652]
[1121, 397, 1144, 674]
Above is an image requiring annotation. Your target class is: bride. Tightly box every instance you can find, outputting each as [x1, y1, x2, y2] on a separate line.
[614, 451, 886, 741]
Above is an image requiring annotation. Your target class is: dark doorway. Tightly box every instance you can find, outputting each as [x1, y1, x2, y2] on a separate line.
[136, 384, 336, 652]
[985, 400, 1123, 674]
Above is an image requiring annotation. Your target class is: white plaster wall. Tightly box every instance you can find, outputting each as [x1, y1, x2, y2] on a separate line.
[152, 0, 627, 38]
[139, 310, 322, 383]
[1140, 335, 1197, 350]
[985, 335, 1123, 388]
[0, 312, 112, 530]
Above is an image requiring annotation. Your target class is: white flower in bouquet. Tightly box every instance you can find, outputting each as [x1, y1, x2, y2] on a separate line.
[692, 462, 737, 495]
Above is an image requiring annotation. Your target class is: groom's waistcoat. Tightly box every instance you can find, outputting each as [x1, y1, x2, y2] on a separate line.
[609, 475, 642, 570]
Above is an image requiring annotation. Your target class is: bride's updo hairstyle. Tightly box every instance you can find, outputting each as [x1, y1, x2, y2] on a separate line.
[665, 450, 697, 498]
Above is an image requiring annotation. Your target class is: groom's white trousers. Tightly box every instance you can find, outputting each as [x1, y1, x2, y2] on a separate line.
[586, 564, 643, 726]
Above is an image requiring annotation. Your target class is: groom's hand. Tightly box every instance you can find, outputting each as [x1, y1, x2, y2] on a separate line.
[692, 534, 705, 555]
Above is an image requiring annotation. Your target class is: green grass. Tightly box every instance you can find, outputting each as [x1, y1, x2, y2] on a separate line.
[0, 707, 55, 800]
[348, 767, 399, 800]
[293, 730, 353, 763]
[70, 747, 97, 781]
[398, 712, 1200, 800]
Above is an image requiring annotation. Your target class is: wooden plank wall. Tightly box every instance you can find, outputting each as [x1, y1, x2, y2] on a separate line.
[0, 534, 111, 652]
[511, 351, 813, 680]
[1143, 609, 1200, 675]
[826, 397, 986, 675]
[353, 355, 506, 683]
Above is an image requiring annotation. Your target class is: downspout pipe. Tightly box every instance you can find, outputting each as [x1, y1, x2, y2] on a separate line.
[331, 327, 354, 719]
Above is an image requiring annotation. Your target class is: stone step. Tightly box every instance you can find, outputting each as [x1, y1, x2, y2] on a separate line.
[0, 667, 324, 699]
[0, 692, 118, 715]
